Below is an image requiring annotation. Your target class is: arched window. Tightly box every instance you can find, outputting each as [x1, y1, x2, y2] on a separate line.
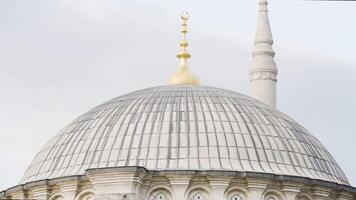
[264, 191, 283, 200]
[226, 189, 247, 200]
[264, 193, 283, 200]
[49, 195, 64, 200]
[190, 192, 207, 200]
[75, 190, 95, 200]
[297, 194, 312, 200]
[153, 192, 168, 200]
[81, 194, 94, 200]
[230, 194, 243, 200]
[148, 189, 172, 200]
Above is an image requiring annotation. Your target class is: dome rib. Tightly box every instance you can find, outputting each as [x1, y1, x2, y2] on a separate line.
[20, 85, 349, 185]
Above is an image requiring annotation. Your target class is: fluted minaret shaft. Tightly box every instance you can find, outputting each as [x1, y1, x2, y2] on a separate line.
[250, 0, 278, 108]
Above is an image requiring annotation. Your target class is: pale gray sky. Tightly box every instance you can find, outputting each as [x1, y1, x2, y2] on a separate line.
[0, 0, 355, 190]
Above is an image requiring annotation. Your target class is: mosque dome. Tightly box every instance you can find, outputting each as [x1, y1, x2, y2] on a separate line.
[2, 1, 355, 199]
[21, 85, 349, 185]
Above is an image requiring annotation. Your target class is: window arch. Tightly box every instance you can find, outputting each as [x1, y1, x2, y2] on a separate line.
[188, 189, 210, 200]
[75, 189, 95, 200]
[296, 194, 312, 200]
[191, 192, 205, 200]
[263, 190, 284, 200]
[49, 194, 65, 200]
[80, 194, 94, 200]
[153, 192, 168, 200]
[230, 194, 243, 200]
[225, 188, 247, 200]
[148, 189, 172, 200]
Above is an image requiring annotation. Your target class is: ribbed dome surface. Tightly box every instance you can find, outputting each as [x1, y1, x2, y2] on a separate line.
[21, 85, 349, 185]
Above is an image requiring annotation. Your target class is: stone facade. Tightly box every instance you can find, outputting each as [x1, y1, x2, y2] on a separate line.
[1, 167, 355, 200]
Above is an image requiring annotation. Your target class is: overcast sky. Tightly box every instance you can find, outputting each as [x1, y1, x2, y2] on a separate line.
[0, 0, 355, 190]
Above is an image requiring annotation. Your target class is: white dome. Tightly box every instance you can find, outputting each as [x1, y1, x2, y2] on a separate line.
[21, 85, 349, 185]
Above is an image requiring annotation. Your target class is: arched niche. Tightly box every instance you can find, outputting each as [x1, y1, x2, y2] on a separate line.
[262, 189, 285, 200]
[225, 187, 248, 200]
[228, 194, 244, 200]
[296, 193, 313, 200]
[148, 188, 173, 200]
[187, 188, 211, 200]
[49, 194, 65, 200]
[75, 189, 95, 200]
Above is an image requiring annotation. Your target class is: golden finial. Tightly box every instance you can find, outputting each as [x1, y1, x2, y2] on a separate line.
[168, 11, 200, 85]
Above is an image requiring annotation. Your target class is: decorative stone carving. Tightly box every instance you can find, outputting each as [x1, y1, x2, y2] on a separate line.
[208, 177, 230, 200]
[249, 72, 277, 82]
[295, 193, 313, 200]
[49, 195, 65, 200]
[30, 185, 49, 200]
[263, 190, 283, 200]
[168, 176, 191, 200]
[230, 194, 243, 200]
[149, 189, 172, 200]
[75, 190, 95, 200]
[226, 188, 248, 200]
[190, 192, 205, 200]
[1, 168, 354, 200]
[153, 192, 169, 200]
[249, 0, 278, 108]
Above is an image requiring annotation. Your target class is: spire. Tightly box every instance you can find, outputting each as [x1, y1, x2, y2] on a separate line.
[168, 11, 200, 85]
[250, 0, 278, 108]
[255, 0, 274, 45]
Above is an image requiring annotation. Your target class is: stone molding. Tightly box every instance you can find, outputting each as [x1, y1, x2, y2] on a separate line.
[74, 189, 96, 200]
[282, 182, 302, 200]
[249, 71, 277, 82]
[1, 168, 356, 200]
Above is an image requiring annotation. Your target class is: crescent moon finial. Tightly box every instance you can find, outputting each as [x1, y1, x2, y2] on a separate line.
[181, 11, 189, 21]
[168, 11, 200, 85]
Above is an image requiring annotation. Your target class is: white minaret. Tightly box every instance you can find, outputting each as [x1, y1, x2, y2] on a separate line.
[250, 0, 278, 108]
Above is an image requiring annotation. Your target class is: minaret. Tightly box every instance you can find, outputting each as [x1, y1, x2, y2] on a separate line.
[250, 0, 278, 108]
[169, 12, 200, 85]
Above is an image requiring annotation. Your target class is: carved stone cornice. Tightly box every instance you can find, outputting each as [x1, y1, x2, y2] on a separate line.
[313, 186, 332, 199]
[337, 191, 354, 200]
[249, 71, 277, 82]
[282, 182, 303, 200]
